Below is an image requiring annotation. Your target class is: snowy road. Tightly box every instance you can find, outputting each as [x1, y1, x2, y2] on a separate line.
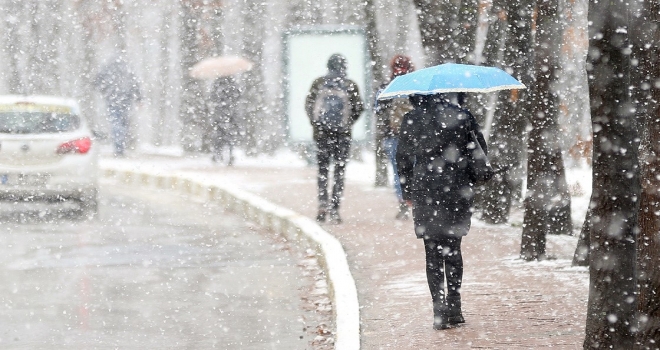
[0, 181, 323, 349]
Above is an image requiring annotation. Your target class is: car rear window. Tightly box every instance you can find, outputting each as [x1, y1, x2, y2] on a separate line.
[0, 106, 80, 134]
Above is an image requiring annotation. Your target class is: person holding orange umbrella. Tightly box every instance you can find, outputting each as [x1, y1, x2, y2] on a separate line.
[208, 76, 241, 165]
[189, 56, 253, 164]
[94, 55, 142, 157]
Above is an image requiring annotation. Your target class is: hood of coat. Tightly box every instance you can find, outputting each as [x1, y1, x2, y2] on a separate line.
[406, 96, 471, 134]
[327, 54, 347, 78]
[408, 94, 446, 112]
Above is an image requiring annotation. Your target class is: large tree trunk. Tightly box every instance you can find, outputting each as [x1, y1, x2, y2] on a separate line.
[572, 208, 591, 266]
[178, 2, 206, 153]
[285, 0, 321, 26]
[78, 0, 100, 130]
[199, 3, 225, 153]
[394, 0, 412, 52]
[28, 0, 61, 95]
[25, 0, 40, 94]
[363, 0, 384, 89]
[6, 0, 81, 95]
[153, 6, 172, 147]
[582, 0, 640, 347]
[241, 0, 267, 154]
[520, 0, 573, 261]
[636, 100, 660, 349]
[364, 0, 388, 187]
[108, 0, 128, 53]
[3, 0, 24, 94]
[481, 1, 533, 224]
[633, 0, 660, 347]
[412, 0, 477, 65]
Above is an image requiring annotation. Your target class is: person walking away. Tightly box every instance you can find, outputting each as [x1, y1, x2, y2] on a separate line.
[375, 54, 415, 220]
[94, 56, 142, 157]
[305, 54, 364, 224]
[396, 93, 487, 330]
[209, 76, 241, 165]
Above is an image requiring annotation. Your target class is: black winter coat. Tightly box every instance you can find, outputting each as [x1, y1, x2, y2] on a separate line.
[396, 97, 487, 240]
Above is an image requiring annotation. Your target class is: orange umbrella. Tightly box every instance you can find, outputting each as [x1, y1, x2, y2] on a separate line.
[189, 56, 253, 80]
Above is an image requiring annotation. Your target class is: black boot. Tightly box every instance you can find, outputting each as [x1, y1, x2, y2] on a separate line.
[316, 202, 327, 223]
[316, 210, 326, 222]
[433, 302, 450, 330]
[447, 296, 465, 325]
[328, 208, 342, 224]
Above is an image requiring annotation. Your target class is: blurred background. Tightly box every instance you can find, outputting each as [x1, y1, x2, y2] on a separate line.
[0, 0, 590, 163]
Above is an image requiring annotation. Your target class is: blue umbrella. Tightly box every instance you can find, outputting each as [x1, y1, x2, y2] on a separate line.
[377, 63, 525, 100]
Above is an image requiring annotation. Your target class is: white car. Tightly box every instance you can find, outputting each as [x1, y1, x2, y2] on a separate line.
[0, 95, 98, 214]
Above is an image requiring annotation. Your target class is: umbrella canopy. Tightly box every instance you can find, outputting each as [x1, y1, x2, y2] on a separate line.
[377, 63, 525, 100]
[189, 56, 253, 80]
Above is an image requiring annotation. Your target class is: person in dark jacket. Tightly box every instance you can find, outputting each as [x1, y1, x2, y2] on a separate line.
[375, 54, 415, 220]
[209, 76, 241, 165]
[305, 54, 364, 224]
[94, 56, 142, 157]
[396, 93, 487, 330]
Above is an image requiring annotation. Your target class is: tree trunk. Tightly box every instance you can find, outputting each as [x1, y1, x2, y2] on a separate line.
[395, 0, 412, 53]
[636, 115, 660, 349]
[364, 0, 387, 187]
[179, 2, 206, 152]
[633, 0, 660, 346]
[364, 0, 384, 87]
[241, 0, 267, 154]
[454, 0, 478, 63]
[572, 208, 591, 266]
[583, 0, 640, 347]
[4, 0, 24, 94]
[520, 0, 573, 261]
[153, 7, 171, 147]
[412, 0, 477, 65]
[478, 1, 534, 224]
[285, 0, 321, 27]
[25, 0, 40, 94]
[29, 1, 61, 95]
[110, 0, 128, 53]
[78, 0, 100, 130]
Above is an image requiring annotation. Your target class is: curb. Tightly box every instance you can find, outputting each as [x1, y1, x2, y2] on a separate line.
[101, 165, 361, 350]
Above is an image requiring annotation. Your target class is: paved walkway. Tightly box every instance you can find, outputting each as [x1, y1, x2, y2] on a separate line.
[113, 154, 589, 349]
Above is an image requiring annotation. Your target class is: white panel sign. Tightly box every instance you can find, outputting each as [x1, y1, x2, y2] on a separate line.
[283, 27, 372, 143]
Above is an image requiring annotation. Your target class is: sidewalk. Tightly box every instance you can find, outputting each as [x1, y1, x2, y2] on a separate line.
[106, 152, 589, 349]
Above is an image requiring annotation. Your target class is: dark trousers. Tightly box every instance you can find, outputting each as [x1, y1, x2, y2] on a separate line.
[423, 237, 463, 303]
[211, 119, 236, 158]
[109, 106, 130, 156]
[315, 133, 351, 210]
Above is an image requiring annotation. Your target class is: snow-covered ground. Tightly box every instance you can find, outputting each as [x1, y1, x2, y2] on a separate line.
[103, 144, 592, 347]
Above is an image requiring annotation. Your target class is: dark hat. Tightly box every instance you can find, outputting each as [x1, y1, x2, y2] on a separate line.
[327, 54, 347, 74]
[390, 54, 414, 79]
